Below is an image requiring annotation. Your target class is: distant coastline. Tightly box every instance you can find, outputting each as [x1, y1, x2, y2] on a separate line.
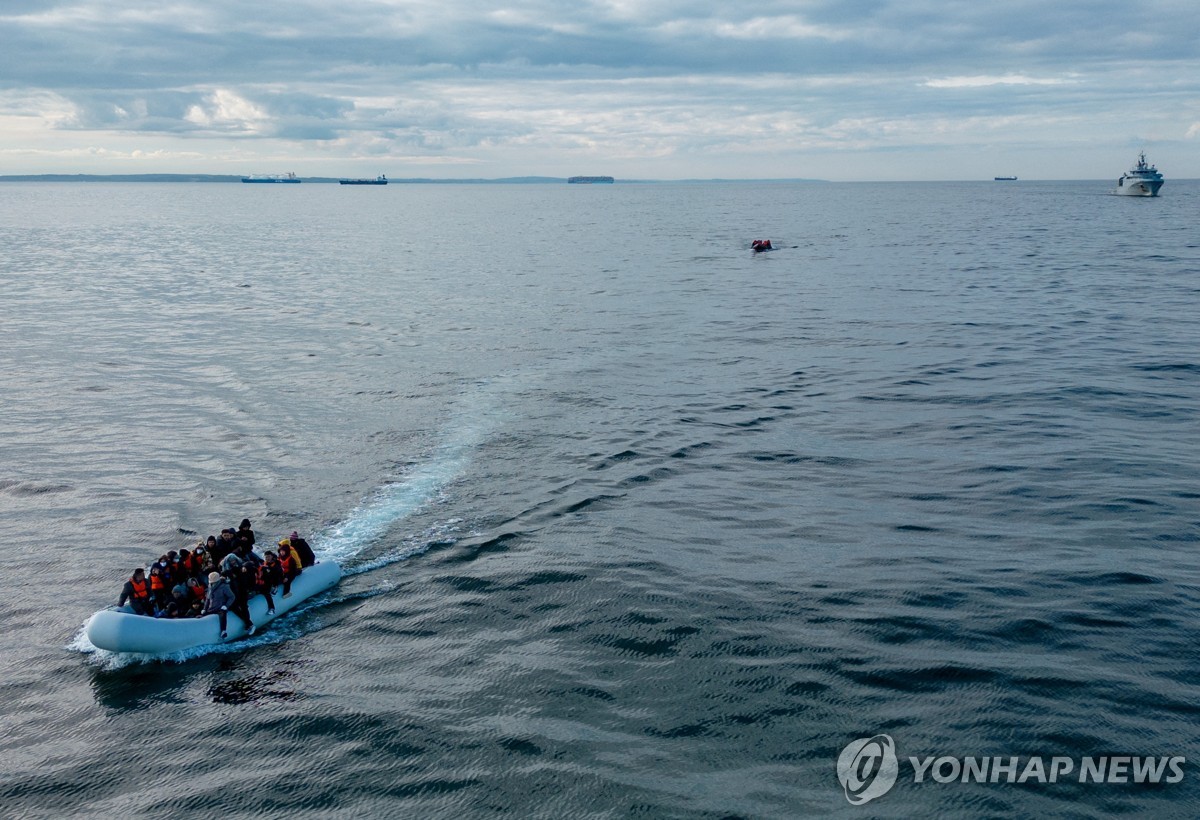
[10, 175, 1194, 184]
[0, 173, 827, 184]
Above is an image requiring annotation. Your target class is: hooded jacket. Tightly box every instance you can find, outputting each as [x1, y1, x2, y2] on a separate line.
[204, 577, 235, 614]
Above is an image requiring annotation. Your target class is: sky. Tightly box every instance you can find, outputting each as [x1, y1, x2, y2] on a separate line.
[1, 0, 1198, 180]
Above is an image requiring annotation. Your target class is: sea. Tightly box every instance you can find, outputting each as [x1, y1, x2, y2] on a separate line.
[1, 178, 1198, 819]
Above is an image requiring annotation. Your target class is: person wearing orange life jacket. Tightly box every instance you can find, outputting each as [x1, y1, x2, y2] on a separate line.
[150, 554, 170, 585]
[186, 577, 207, 615]
[178, 547, 196, 579]
[257, 551, 284, 615]
[118, 568, 153, 616]
[285, 539, 304, 573]
[147, 565, 169, 613]
[276, 539, 303, 598]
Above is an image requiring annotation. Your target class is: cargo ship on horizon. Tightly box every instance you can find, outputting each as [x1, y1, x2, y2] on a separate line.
[242, 172, 301, 183]
[340, 174, 387, 185]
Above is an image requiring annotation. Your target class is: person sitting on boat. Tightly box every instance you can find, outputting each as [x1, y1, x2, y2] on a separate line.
[234, 540, 263, 569]
[118, 568, 153, 616]
[204, 571, 254, 639]
[213, 529, 238, 564]
[163, 583, 192, 618]
[148, 565, 169, 612]
[204, 571, 233, 638]
[194, 544, 215, 577]
[288, 531, 316, 568]
[149, 554, 170, 586]
[188, 548, 204, 574]
[219, 549, 243, 576]
[186, 583, 206, 618]
[236, 518, 256, 549]
[257, 551, 284, 615]
[229, 566, 257, 635]
[178, 547, 197, 579]
[235, 559, 262, 613]
[277, 539, 303, 598]
[186, 576, 207, 608]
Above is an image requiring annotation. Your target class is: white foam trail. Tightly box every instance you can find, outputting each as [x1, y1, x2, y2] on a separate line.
[340, 518, 469, 577]
[316, 482, 450, 563]
[317, 382, 502, 563]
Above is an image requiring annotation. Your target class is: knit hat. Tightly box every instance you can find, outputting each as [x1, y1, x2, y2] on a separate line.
[208, 572, 221, 584]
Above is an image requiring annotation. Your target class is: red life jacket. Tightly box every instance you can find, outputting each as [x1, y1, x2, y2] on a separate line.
[279, 553, 294, 575]
[130, 578, 149, 599]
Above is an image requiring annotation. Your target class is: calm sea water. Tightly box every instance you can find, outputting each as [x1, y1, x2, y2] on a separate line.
[2, 179, 1199, 818]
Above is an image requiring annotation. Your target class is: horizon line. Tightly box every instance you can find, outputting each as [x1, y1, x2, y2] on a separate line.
[0, 173, 1173, 184]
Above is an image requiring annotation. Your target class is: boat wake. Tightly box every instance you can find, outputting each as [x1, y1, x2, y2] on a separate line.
[70, 379, 507, 667]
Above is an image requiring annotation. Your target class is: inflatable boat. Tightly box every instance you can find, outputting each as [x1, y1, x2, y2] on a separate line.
[85, 560, 342, 654]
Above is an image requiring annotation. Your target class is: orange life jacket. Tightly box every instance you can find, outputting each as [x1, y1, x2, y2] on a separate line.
[129, 578, 149, 599]
[279, 553, 295, 575]
[150, 573, 166, 592]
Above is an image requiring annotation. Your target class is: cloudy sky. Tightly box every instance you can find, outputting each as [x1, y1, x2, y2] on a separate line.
[1, 0, 1197, 180]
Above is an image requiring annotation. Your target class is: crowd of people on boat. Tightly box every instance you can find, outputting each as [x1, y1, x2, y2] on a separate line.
[116, 518, 317, 639]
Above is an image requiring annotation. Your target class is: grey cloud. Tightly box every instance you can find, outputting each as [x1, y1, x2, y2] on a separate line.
[1, 0, 1197, 177]
[57, 87, 355, 139]
[4, 0, 1194, 88]
[63, 90, 209, 131]
[253, 91, 353, 121]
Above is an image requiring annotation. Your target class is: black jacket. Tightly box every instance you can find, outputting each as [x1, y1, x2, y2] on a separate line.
[292, 537, 316, 568]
